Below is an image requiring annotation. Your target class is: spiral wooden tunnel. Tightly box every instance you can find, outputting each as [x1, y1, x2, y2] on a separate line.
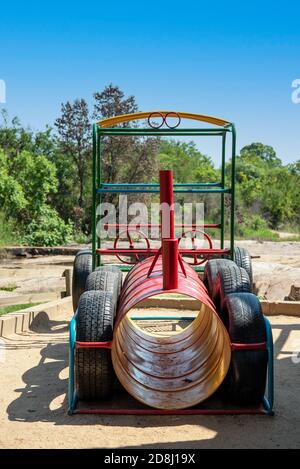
[111, 170, 232, 409]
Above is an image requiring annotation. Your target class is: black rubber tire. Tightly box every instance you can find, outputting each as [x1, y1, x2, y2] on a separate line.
[203, 259, 236, 297]
[72, 250, 92, 311]
[85, 270, 119, 313]
[234, 246, 253, 288]
[212, 264, 251, 325]
[222, 292, 267, 404]
[95, 265, 122, 295]
[75, 290, 115, 400]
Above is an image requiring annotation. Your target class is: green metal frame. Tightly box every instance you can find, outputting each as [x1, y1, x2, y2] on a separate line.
[92, 120, 236, 272]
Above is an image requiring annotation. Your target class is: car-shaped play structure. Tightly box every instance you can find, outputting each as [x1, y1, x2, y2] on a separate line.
[68, 111, 274, 415]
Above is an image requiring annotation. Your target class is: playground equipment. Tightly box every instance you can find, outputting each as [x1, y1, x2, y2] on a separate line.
[68, 111, 274, 415]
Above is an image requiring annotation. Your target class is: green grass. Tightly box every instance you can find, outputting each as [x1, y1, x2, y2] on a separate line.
[235, 227, 280, 242]
[0, 284, 17, 292]
[73, 233, 92, 244]
[0, 302, 42, 316]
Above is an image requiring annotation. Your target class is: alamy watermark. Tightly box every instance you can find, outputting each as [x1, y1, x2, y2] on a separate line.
[291, 79, 300, 104]
[96, 196, 205, 245]
[0, 79, 6, 103]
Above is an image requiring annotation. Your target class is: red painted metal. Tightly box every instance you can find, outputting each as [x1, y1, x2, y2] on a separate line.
[97, 248, 230, 256]
[160, 170, 179, 289]
[178, 229, 213, 266]
[75, 408, 266, 415]
[231, 342, 267, 351]
[113, 228, 150, 264]
[75, 341, 112, 349]
[162, 239, 179, 289]
[160, 170, 175, 239]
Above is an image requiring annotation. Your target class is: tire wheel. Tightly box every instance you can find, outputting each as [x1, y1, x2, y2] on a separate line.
[203, 259, 236, 297]
[234, 246, 253, 288]
[72, 250, 92, 311]
[222, 292, 267, 404]
[85, 270, 119, 313]
[75, 290, 115, 400]
[212, 264, 251, 325]
[95, 265, 123, 295]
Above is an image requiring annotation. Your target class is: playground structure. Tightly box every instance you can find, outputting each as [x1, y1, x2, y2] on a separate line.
[68, 111, 274, 415]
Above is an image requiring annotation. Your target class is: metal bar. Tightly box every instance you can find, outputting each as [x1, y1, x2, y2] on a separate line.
[68, 313, 77, 414]
[74, 408, 266, 415]
[99, 132, 225, 137]
[230, 124, 236, 259]
[96, 248, 230, 255]
[220, 132, 226, 249]
[76, 341, 112, 349]
[102, 223, 221, 229]
[92, 124, 97, 271]
[96, 129, 102, 267]
[231, 342, 267, 351]
[263, 316, 274, 415]
[101, 182, 222, 187]
[160, 170, 178, 289]
[160, 170, 175, 238]
[98, 127, 230, 134]
[97, 188, 231, 194]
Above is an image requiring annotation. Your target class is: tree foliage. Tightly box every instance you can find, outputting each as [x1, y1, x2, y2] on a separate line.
[0, 87, 299, 246]
[93, 85, 159, 205]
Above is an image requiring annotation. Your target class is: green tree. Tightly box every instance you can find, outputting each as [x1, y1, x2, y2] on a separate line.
[93, 84, 159, 205]
[158, 140, 218, 183]
[0, 149, 72, 245]
[240, 142, 281, 166]
[55, 99, 91, 209]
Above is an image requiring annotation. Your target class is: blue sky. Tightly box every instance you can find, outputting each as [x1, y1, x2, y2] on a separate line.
[1, 0, 300, 164]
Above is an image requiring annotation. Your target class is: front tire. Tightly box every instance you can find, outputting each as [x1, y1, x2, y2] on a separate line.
[75, 290, 115, 400]
[222, 292, 267, 404]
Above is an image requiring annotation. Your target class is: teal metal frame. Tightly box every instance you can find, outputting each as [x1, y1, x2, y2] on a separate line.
[92, 121, 237, 273]
[68, 313, 274, 415]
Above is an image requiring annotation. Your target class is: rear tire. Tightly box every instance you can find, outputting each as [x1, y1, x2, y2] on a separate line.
[203, 259, 235, 297]
[234, 246, 253, 288]
[85, 270, 119, 313]
[75, 290, 115, 400]
[222, 292, 267, 404]
[212, 264, 251, 325]
[72, 250, 92, 311]
[95, 265, 123, 295]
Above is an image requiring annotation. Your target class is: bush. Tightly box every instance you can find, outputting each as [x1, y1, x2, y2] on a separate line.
[0, 212, 22, 246]
[235, 214, 279, 241]
[23, 206, 73, 246]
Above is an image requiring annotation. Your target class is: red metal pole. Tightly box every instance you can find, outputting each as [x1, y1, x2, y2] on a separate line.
[159, 170, 178, 289]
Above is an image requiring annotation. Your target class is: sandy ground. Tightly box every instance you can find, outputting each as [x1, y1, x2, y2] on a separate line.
[0, 310, 300, 449]
[237, 240, 300, 300]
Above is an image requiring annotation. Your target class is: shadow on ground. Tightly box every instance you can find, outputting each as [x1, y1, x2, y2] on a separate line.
[5, 318, 300, 448]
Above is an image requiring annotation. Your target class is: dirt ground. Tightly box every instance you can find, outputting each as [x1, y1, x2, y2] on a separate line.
[237, 240, 300, 300]
[1, 240, 300, 448]
[0, 309, 300, 449]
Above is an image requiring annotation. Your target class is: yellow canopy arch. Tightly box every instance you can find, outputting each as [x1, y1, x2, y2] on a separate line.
[97, 111, 231, 128]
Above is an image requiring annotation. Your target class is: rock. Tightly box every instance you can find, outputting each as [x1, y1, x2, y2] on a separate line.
[285, 285, 300, 301]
